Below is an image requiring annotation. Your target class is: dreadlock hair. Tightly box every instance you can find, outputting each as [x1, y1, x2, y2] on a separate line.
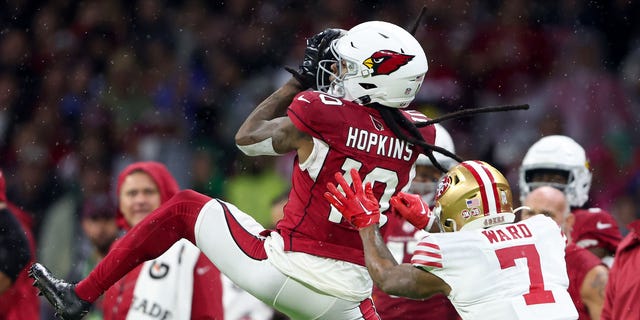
[415, 104, 529, 127]
[370, 103, 461, 173]
[369, 103, 529, 173]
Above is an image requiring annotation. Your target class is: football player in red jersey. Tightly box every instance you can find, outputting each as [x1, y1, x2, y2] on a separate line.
[519, 135, 612, 320]
[374, 124, 460, 320]
[30, 21, 459, 320]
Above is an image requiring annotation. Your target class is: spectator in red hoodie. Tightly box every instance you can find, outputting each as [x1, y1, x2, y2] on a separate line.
[601, 175, 640, 320]
[101, 161, 224, 319]
[601, 218, 640, 320]
[0, 170, 39, 319]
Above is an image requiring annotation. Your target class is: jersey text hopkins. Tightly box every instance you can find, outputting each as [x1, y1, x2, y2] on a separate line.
[346, 126, 414, 160]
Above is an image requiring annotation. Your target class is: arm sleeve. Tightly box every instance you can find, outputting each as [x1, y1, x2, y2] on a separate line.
[0, 208, 31, 282]
[410, 236, 443, 272]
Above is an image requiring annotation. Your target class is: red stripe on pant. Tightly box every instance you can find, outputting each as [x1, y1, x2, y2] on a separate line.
[360, 297, 381, 319]
[218, 199, 268, 260]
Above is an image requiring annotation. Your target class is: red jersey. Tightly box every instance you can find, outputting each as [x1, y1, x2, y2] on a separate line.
[565, 243, 603, 320]
[375, 213, 460, 319]
[284, 91, 435, 266]
[571, 208, 621, 254]
[602, 220, 640, 320]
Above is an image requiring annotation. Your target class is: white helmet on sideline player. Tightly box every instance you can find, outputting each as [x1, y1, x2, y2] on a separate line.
[519, 135, 592, 207]
[318, 21, 428, 108]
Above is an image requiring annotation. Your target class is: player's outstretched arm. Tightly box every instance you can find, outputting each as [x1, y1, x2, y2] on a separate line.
[358, 225, 450, 299]
[325, 169, 450, 299]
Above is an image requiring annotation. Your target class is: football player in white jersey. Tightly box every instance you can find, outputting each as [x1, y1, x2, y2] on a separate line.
[325, 161, 578, 320]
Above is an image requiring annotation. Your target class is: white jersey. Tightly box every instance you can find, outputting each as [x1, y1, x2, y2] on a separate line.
[411, 215, 578, 320]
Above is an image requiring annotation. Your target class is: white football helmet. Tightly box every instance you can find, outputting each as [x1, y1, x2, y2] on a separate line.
[519, 135, 592, 207]
[318, 21, 428, 108]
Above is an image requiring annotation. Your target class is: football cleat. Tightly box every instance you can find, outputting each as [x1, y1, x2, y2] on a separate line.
[29, 263, 91, 320]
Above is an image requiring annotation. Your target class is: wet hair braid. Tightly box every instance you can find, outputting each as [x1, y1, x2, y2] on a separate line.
[373, 104, 462, 173]
[372, 103, 529, 173]
[415, 104, 529, 127]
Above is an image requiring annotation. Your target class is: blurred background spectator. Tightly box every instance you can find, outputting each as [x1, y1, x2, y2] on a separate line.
[0, 169, 39, 319]
[0, 0, 639, 296]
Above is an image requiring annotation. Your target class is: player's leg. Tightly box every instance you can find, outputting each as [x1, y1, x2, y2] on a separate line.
[73, 190, 209, 300]
[193, 198, 284, 298]
[31, 189, 212, 316]
[195, 199, 380, 320]
[268, 276, 379, 320]
[32, 189, 379, 319]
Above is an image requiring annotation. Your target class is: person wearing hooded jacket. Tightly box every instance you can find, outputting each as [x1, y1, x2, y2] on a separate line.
[0, 169, 39, 319]
[101, 161, 224, 320]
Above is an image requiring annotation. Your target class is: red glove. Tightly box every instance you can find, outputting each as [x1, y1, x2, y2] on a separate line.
[390, 192, 436, 230]
[324, 169, 380, 229]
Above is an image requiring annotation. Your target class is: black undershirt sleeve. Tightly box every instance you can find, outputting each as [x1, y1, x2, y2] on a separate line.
[0, 208, 31, 282]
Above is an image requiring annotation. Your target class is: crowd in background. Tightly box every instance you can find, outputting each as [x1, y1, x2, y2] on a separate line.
[1, 0, 640, 266]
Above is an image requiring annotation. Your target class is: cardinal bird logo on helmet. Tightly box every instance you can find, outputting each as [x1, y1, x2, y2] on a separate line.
[362, 50, 414, 76]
